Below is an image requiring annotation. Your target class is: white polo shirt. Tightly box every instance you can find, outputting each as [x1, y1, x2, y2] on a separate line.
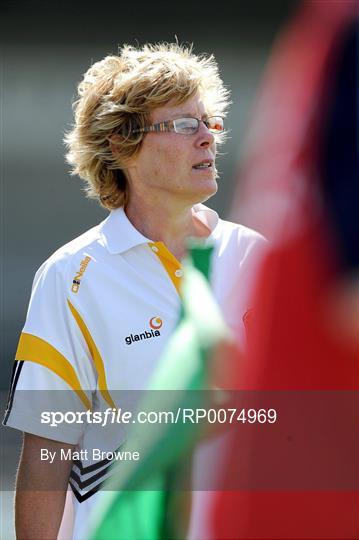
[4, 203, 265, 537]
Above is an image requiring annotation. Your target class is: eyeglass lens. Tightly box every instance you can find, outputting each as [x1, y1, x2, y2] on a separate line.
[173, 117, 223, 134]
[206, 117, 224, 132]
[173, 118, 198, 134]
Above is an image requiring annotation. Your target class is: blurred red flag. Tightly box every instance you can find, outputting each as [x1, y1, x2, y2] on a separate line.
[212, 1, 359, 538]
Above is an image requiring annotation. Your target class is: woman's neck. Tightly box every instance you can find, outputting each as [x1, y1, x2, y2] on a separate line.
[124, 198, 210, 260]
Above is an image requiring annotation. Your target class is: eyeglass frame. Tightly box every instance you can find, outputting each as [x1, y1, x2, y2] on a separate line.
[131, 116, 224, 135]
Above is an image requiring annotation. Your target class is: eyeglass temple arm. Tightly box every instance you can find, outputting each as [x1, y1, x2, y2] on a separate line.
[132, 120, 175, 134]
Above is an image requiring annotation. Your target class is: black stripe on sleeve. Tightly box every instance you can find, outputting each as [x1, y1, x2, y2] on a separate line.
[3, 360, 24, 425]
[72, 454, 113, 475]
[69, 478, 104, 503]
[70, 463, 112, 490]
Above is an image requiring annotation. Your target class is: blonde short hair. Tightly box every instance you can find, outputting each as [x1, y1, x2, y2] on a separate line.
[64, 42, 230, 210]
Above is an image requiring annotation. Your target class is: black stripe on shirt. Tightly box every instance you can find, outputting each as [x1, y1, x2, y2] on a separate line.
[72, 454, 113, 475]
[70, 463, 112, 490]
[3, 360, 24, 425]
[69, 479, 103, 503]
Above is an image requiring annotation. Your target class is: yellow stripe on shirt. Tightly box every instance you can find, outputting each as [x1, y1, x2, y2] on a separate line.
[15, 332, 91, 410]
[148, 242, 183, 296]
[67, 299, 116, 409]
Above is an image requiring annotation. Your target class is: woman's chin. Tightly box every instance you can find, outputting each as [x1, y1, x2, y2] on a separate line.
[195, 178, 218, 201]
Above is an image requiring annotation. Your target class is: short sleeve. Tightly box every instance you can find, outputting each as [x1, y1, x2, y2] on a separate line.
[3, 256, 97, 444]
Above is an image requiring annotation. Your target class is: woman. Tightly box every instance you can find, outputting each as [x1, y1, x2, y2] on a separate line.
[4, 42, 264, 539]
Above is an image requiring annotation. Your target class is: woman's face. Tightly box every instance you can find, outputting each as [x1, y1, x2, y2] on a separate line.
[126, 94, 218, 206]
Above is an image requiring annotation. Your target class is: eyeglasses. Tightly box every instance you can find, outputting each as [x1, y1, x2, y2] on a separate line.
[132, 116, 224, 135]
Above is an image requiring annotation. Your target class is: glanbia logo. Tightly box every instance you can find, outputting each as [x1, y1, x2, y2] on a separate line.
[149, 316, 163, 329]
[71, 256, 91, 293]
[125, 316, 163, 346]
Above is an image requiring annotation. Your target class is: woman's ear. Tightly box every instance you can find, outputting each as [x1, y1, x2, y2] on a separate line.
[107, 134, 136, 170]
[108, 134, 123, 157]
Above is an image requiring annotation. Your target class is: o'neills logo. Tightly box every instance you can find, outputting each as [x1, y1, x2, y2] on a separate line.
[125, 317, 163, 345]
[71, 256, 91, 293]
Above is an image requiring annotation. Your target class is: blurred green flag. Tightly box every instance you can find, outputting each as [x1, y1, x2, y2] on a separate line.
[87, 244, 231, 540]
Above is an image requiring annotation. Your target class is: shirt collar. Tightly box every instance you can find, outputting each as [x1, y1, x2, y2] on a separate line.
[100, 204, 220, 255]
[101, 207, 150, 255]
[192, 203, 219, 235]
